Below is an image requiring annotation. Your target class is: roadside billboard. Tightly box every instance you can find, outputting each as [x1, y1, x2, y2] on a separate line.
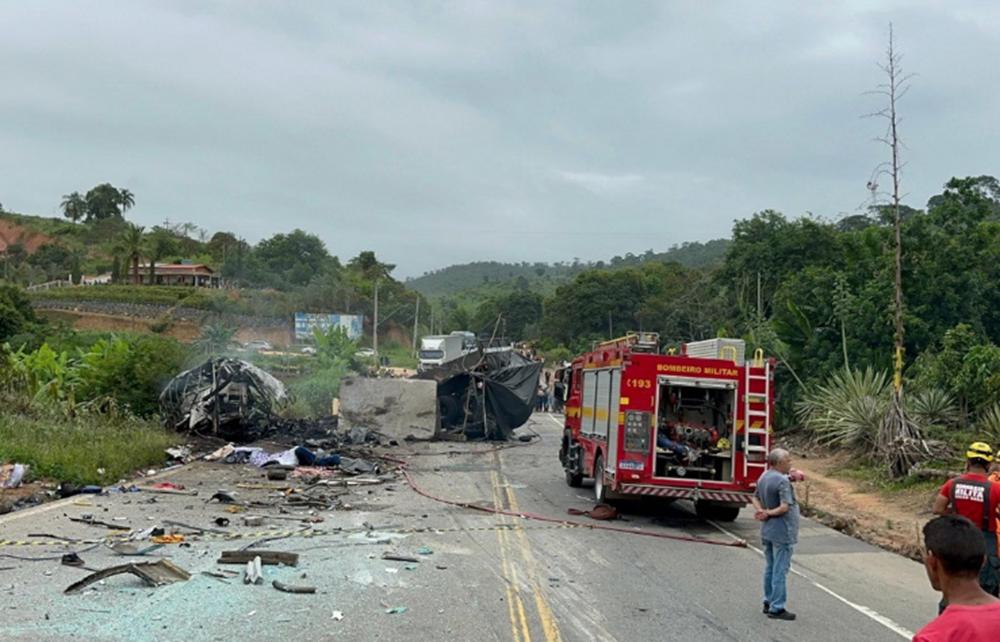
[293, 313, 364, 341]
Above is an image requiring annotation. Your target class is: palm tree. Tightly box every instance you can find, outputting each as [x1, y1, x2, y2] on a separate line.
[118, 223, 145, 285]
[118, 189, 135, 216]
[193, 323, 237, 356]
[60, 192, 86, 223]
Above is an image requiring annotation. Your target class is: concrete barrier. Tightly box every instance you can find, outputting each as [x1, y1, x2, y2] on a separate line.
[338, 376, 438, 441]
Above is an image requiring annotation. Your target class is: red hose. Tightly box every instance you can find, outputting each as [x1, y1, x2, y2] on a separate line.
[382, 454, 747, 549]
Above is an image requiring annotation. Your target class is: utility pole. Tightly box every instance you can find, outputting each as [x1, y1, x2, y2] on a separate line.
[373, 280, 379, 356]
[608, 311, 613, 338]
[411, 297, 420, 356]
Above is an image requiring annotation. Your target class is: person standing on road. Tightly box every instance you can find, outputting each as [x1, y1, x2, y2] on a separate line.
[750, 448, 800, 621]
[932, 442, 1000, 601]
[913, 515, 1000, 641]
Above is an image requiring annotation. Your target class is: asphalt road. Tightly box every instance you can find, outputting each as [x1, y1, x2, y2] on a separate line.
[0, 413, 937, 641]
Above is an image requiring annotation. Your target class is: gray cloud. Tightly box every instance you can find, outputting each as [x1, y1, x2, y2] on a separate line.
[1, 1, 997, 277]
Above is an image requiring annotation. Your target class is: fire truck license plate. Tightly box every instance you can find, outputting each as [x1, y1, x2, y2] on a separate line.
[619, 461, 644, 471]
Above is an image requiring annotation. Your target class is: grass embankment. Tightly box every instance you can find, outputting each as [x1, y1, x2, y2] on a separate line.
[0, 412, 178, 486]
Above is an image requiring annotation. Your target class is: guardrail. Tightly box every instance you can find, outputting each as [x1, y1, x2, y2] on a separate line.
[25, 279, 73, 292]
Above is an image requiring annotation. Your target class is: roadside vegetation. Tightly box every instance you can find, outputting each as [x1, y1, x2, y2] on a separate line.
[0, 409, 174, 486]
[5, 170, 1000, 486]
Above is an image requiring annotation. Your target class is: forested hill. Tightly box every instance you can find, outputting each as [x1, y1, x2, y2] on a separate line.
[407, 239, 731, 299]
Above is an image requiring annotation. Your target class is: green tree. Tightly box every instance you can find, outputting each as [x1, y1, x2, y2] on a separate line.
[118, 188, 135, 216]
[255, 230, 332, 288]
[193, 323, 236, 356]
[84, 183, 126, 222]
[117, 223, 145, 285]
[60, 192, 87, 223]
[473, 291, 543, 340]
[347, 250, 395, 281]
[0, 285, 40, 342]
[143, 227, 179, 285]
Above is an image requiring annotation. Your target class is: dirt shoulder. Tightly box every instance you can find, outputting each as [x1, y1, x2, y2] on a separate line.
[789, 450, 938, 561]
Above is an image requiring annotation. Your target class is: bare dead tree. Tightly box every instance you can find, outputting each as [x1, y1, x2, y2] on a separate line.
[865, 24, 930, 477]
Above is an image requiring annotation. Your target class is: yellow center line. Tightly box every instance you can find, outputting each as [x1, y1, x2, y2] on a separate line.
[492, 470, 531, 642]
[496, 455, 564, 642]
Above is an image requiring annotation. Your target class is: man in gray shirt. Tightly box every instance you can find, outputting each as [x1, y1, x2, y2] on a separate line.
[751, 448, 801, 621]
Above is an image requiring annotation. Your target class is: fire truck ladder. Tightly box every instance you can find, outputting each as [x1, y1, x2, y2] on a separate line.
[742, 349, 771, 477]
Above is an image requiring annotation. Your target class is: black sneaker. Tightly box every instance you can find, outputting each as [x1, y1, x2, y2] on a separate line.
[762, 602, 770, 614]
[767, 609, 797, 621]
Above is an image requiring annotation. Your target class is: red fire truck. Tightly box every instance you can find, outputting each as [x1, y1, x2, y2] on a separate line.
[558, 333, 774, 522]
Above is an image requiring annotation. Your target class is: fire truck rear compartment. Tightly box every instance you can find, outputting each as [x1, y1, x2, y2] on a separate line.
[654, 381, 734, 482]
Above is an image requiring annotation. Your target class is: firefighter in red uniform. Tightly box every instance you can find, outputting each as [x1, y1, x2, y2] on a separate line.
[933, 442, 1000, 605]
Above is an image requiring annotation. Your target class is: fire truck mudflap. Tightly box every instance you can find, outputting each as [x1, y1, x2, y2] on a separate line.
[559, 334, 774, 522]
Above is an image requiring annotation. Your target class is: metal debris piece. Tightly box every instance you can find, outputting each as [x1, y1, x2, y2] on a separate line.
[244, 556, 263, 585]
[64, 560, 191, 594]
[272, 580, 316, 594]
[109, 543, 164, 557]
[165, 446, 193, 462]
[69, 516, 130, 530]
[382, 554, 420, 563]
[163, 519, 229, 535]
[159, 357, 288, 442]
[0, 463, 28, 489]
[218, 550, 299, 566]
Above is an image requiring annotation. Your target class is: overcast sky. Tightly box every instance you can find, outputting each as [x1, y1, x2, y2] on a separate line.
[1, 2, 997, 278]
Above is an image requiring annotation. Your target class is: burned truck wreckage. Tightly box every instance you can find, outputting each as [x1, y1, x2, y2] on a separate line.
[159, 358, 289, 442]
[160, 351, 541, 444]
[415, 349, 542, 440]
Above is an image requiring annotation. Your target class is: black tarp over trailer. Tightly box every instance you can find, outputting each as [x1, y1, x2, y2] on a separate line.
[415, 350, 542, 440]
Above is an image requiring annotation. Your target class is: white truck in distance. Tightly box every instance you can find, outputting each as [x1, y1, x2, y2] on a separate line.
[418, 333, 469, 372]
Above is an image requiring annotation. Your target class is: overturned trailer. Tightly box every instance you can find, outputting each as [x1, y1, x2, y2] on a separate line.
[415, 349, 542, 440]
[159, 358, 288, 442]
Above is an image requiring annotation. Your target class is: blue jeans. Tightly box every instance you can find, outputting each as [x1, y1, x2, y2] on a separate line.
[763, 539, 794, 613]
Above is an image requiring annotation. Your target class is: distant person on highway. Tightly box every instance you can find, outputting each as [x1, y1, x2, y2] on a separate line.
[932, 442, 1000, 602]
[750, 448, 800, 621]
[552, 376, 565, 413]
[913, 515, 1000, 641]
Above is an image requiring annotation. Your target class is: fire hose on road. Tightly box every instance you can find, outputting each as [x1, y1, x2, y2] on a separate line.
[381, 454, 748, 549]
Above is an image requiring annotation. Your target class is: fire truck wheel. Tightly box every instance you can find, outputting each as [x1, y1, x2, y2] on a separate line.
[593, 454, 608, 503]
[695, 501, 741, 522]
